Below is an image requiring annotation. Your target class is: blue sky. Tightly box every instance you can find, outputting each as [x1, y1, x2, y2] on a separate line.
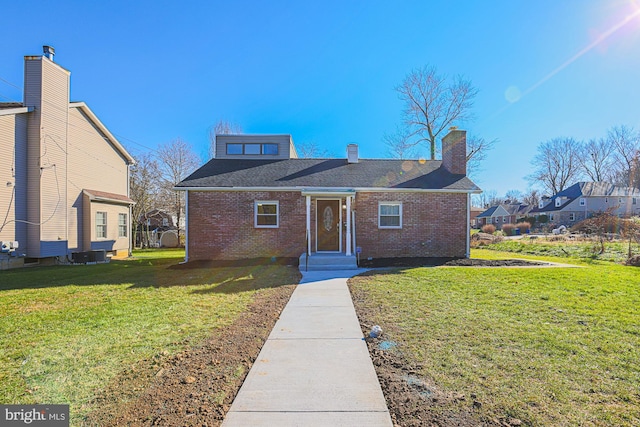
[2, 0, 640, 197]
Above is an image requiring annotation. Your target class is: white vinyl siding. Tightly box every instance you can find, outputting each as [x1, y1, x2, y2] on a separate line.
[96, 211, 107, 238]
[378, 202, 402, 228]
[255, 201, 279, 228]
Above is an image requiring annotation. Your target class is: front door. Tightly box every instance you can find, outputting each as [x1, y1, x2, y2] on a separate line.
[316, 199, 341, 252]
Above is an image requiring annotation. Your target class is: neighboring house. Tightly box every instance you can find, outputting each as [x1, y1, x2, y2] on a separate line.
[476, 203, 532, 229]
[470, 207, 484, 228]
[530, 182, 640, 228]
[135, 209, 179, 248]
[176, 130, 481, 268]
[0, 46, 135, 269]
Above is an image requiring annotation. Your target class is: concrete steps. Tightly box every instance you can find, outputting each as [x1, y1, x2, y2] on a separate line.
[299, 253, 358, 271]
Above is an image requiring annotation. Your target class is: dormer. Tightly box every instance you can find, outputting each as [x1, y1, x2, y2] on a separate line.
[215, 134, 298, 159]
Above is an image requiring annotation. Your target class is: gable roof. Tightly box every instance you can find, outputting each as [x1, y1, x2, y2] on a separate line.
[531, 182, 640, 213]
[83, 189, 135, 205]
[176, 158, 481, 193]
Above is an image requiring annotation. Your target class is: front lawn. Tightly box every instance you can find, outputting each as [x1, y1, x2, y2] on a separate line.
[350, 251, 640, 426]
[0, 250, 300, 425]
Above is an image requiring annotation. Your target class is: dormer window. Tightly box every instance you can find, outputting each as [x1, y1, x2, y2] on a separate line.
[579, 198, 585, 206]
[555, 198, 562, 207]
[226, 143, 279, 156]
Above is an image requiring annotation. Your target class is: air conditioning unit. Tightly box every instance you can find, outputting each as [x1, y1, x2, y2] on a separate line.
[10, 241, 18, 249]
[1, 241, 11, 252]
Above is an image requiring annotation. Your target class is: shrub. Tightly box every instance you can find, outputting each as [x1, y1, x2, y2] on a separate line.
[502, 223, 516, 236]
[516, 222, 531, 233]
[481, 224, 496, 234]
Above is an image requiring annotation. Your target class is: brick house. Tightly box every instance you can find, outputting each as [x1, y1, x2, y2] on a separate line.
[476, 203, 532, 229]
[176, 130, 480, 269]
[0, 47, 134, 268]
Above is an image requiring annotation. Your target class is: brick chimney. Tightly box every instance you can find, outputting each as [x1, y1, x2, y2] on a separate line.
[441, 128, 466, 175]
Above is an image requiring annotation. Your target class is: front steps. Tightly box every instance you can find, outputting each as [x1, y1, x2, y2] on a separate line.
[299, 253, 359, 271]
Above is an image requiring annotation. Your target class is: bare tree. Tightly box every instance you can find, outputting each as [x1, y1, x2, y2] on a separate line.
[528, 137, 584, 194]
[466, 136, 496, 177]
[504, 189, 522, 204]
[130, 152, 162, 248]
[473, 189, 502, 208]
[208, 120, 243, 159]
[608, 125, 640, 188]
[383, 126, 417, 159]
[396, 65, 478, 160]
[579, 137, 615, 183]
[157, 138, 201, 242]
[521, 188, 541, 207]
[296, 140, 332, 158]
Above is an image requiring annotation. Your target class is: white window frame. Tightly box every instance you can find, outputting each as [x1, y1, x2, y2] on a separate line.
[555, 198, 562, 207]
[569, 213, 575, 222]
[618, 198, 623, 204]
[378, 202, 402, 229]
[633, 198, 637, 205]
[549, 213, 555, 221]
[255, 201, 279, 228]
[118, 213, 127, 238]
[579, 198, 586, 206]
[605, 197, 609, 203]
[503, 216, 507, 223]
[96, 211, 107, 239]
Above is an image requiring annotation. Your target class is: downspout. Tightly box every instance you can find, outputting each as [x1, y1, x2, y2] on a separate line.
[466, 193, 471, 258]
[127, 163, 133, 257]
[181, 190, 189, 264]
[346, 196, 352, 256]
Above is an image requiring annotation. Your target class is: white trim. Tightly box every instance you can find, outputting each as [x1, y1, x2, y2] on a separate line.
[254, 200, 279, 228]
[378, 201, 402, 229]
[0, 106, 33, 116]
[315, 198, 342, 253]
[346, 196, 352, 256]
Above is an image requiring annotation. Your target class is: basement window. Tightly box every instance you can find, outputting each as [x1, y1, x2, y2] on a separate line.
[255, 201, 279, 228]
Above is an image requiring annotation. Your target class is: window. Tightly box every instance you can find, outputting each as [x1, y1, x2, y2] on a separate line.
[226, 143, 243, 155]
[569, 213, 575, 221]
[503, 216, 507, 222]
[494, 217, 499, 224]
[118, 213, 127, 238]
[579, 198, 586, 206]
[555, 198, 562, 207]
[255, 201, 279, 228]
[378, 202, 402, 228]
[262, 143, 279, 155]
[549, 214, 555, 221]
[618, 198, 623, 204]
[633, 198, 637, 205]
[162, 218, 169, 227]
[605, 197, 609, 203]
[244, 144, 261, 155]
[226, 143, 280, 156]
[96, 212, 107, 239]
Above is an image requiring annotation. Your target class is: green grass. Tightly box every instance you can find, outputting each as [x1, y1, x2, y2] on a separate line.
[0, 249, 299, 425]
[479, 237, 640, 263]
[350, 250, 640, 426]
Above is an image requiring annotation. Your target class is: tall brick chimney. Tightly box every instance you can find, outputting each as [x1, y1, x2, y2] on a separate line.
[441, 128, 466, 175]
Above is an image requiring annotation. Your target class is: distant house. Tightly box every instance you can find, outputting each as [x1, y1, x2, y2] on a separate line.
[530, 182, 640, 227]
[0, 46, 135, 268]
[476, 203, 532, 229]
[470, 207, 484, 228]
[176, 130, 481, 269]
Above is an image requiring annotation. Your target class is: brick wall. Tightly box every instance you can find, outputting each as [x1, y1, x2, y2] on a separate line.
[188, 191, 306, 260]
[354, 192, 468, 258]
[187, 190, 469, 261]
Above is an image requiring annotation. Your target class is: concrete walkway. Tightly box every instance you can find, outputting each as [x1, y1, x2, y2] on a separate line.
[222, 270, 393, 427]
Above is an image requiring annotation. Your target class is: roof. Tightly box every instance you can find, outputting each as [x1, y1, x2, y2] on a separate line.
[0, 102, 134, 164]
[531, 182, 640, 213]
[477, 203, 532, 218]
[83, 189, 135, 205]
[176, 158, 481, 193]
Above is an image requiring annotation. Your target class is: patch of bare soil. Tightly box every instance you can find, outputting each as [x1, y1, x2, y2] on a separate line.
[350, 282, 524, 427]
[83, 282, 296, 427]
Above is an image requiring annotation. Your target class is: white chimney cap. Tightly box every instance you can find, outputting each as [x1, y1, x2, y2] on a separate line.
[347, 144, 359, 163]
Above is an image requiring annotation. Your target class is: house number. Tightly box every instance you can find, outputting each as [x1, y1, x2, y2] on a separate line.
[323, 206, 334, 231]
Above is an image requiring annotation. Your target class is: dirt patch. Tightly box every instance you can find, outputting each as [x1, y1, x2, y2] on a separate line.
[84, 281, 297, 427]
[359, 257, 546, 268]
[350, 284, 523, 427]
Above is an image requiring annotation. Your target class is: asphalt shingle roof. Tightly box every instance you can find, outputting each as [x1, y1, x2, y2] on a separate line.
[177, 158, 481, 192]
